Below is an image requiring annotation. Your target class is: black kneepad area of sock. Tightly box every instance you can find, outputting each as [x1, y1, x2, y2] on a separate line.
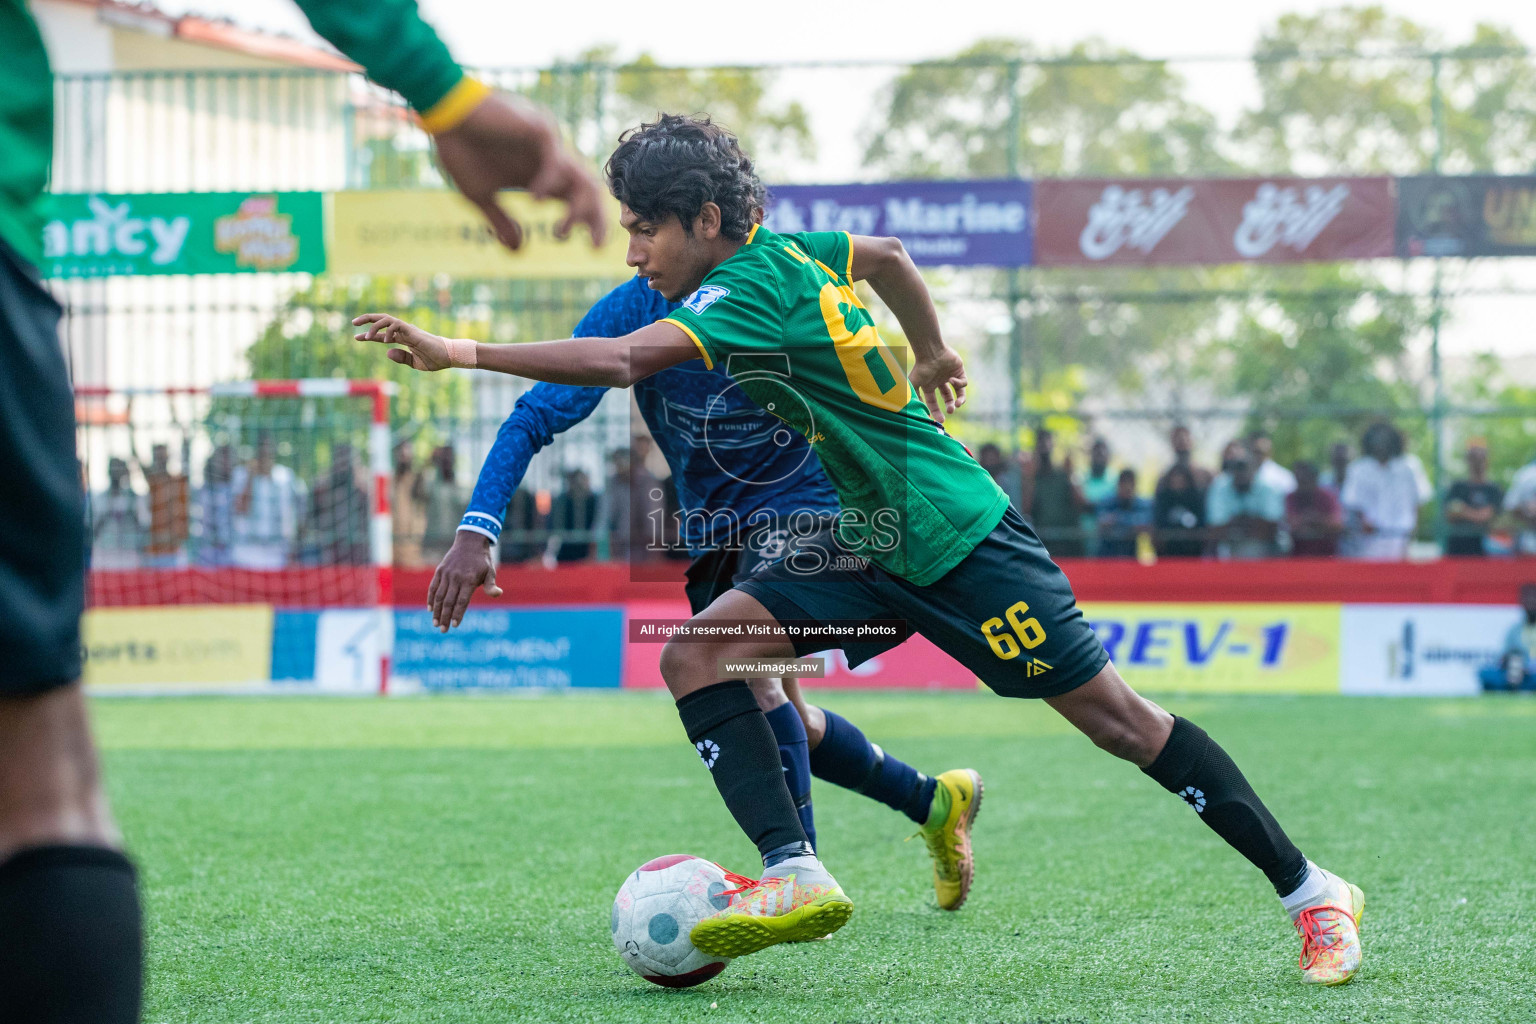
[676, 682, 810, 858]
[677, 680, 758, 740]
[1142, 717, 1307, 895]
[0, 845, 143, 1024]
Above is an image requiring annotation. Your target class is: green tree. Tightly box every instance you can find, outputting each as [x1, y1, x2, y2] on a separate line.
[1452, 354, 1536, 483]
[861, 37, 1242, 435]
[865, 38, 1237, 178]
[1197, 263, 1430, 466]
[522, 48, 812, 174]
[241, 276, 476, 438]
[1240, 7, 1536, 173]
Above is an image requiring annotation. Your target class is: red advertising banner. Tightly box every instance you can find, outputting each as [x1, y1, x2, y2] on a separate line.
[1035, 177, 1396, 266]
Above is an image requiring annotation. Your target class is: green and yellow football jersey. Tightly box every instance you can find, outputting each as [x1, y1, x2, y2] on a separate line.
[662, 225, 1009, 585]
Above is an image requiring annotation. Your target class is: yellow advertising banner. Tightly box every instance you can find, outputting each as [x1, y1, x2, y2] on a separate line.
[1078, 602, 1341, 694]
[329, 190, 632, 279]
[82, 605, 274, 687]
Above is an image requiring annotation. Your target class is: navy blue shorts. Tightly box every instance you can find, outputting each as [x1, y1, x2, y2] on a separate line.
[736, 506, 1108, 699]
[0, 240, 85, 695]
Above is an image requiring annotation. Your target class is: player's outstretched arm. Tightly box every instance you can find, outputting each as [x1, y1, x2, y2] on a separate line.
[352, 315, 699, 387]
[847, 235, 967, 423]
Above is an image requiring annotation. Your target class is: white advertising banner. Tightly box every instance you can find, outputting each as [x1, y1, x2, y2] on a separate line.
[1340, 604, 1518, 696]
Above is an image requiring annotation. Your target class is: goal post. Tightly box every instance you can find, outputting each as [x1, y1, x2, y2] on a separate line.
[76, 380, 395, 694]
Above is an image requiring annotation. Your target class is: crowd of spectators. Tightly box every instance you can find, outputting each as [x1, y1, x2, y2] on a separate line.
[979, 421, 1535, 561]
[86, 420, 1536, 568]
[86, 436, 499, 570]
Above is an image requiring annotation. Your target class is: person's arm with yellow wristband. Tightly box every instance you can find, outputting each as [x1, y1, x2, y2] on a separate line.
[288, 0, 607, 248]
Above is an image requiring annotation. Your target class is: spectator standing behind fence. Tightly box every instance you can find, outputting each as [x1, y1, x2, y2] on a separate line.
[1247, 430, 1297, 497]
[139, 443, 189, 567]
[1319, 442, 1352, 493]
[1153, 464, 1207, 558]
[1285, 461, 1343, 556]
[231, 435, 304, 569]
[392, 441, 427, 568]
[1096, 469, 1152, 558]
[422, 445, 472, 565]
[548, 468, 598, 563]
[1019, 427, 1087, 557]
[91, 457, 145, 569]
[1500, 446, 1536, 554]
[1079, 438, 1116, 555]
[976, 442, 1023, 514]
[1206, 445, 1283, 559]
[197, 444, 236, 566]
[304, 443, 371, 565]
[498, 487, 543, 565]
[1157, 424, 1214, 491]
[1341, 422, 1430, 561]
[1444, 440, 1504, 557]
[1080, 438, 1117, 506]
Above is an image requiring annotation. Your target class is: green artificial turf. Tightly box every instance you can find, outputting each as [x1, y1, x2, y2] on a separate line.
[93, 692, 1536, 1024]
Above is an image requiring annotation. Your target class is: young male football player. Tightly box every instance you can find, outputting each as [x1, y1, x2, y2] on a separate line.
[425, 264, 983, 910]
[1, 0, 606, 1018]
[354, 115, 1364, 985]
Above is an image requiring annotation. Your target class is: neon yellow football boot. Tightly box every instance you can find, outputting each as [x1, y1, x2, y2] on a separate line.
[917, 768, 983, 911]
[1295, 873, 1365, 985]
[688, 857, 853, 957]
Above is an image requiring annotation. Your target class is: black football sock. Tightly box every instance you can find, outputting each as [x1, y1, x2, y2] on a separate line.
[763, 702, 816, 852]
[0, 845, 143, 1024]
[808, 708, 936, 824]
[677, 681, 812, 867]
[1142, 716, 1309, 896]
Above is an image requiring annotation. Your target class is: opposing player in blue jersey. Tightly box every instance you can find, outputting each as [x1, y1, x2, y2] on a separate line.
[428, 269, 984, 911]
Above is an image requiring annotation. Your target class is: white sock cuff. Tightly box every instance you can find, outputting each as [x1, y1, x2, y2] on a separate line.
[1279, 860, 1331, 917]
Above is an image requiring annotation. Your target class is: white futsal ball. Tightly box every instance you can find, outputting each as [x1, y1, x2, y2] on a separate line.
[611, 854, 734, 987]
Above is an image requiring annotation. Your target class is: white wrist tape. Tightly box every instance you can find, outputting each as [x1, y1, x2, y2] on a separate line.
[446, 338, 478, 369]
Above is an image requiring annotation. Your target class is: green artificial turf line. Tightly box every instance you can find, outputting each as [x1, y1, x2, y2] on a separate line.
[93, 692, 1536, 1024]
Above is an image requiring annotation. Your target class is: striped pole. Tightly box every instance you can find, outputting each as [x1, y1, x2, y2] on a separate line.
[207, 379, 397, 693]
[367, 383, 394, 695]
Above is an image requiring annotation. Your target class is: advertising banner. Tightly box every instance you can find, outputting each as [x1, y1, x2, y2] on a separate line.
[329, 190, 632, 278]
[764, 181, 1032, 266]
[1034, 177, 1395, 266]
[392, 607, 623, 690]
[42, 192, 324, 277]
[1396, 175, 1536, 257]
[1081, 602, 1341, 694]
[1339, 604, 1516, 696]
[82, 604, 274, 686]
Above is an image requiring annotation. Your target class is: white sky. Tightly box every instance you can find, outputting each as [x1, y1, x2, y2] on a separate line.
[155, 0, 1535, 69]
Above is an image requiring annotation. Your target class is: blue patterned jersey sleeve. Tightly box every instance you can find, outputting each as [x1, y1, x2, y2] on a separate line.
[458, 279, 666, 540]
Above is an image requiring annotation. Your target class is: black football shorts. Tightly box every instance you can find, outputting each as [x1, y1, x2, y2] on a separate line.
[736, 506, 1108, 699]
[0, 239, 85, 695]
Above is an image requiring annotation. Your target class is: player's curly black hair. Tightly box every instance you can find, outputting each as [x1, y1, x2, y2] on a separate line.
[605, 114, 765, 241]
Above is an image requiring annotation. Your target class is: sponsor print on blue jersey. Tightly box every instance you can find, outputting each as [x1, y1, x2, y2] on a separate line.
[461, 276, 839, 556]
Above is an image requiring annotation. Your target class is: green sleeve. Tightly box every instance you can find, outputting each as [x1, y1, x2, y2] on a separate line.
[783, 231, 853, 283]
[291, 0, 464, 113]
[660, 258, 783, 372]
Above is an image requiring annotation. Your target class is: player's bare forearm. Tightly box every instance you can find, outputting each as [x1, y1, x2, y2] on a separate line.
[353, 314, 697, 388]
[850, 235, 946, 362]
[847, 235, 967, 420]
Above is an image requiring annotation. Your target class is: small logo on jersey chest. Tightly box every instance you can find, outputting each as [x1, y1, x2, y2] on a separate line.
[684, 285, 730, 314]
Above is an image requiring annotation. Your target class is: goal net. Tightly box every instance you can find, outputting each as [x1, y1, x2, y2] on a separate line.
[77, 381, 394, 693]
